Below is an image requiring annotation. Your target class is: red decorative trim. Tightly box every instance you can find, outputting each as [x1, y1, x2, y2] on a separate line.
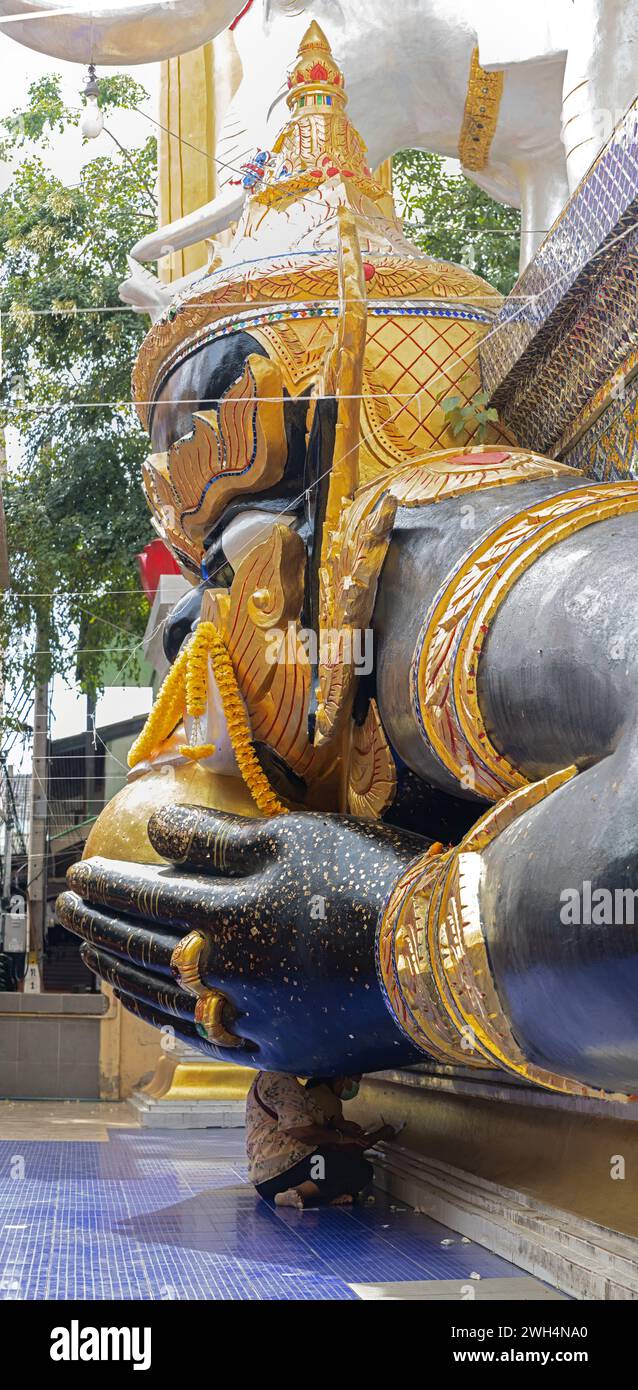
[230, 0, 255, 30]
[448, 452, 511, 466]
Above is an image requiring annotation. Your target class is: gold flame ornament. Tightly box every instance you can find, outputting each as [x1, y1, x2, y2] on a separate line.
[142, 355, 287, 571]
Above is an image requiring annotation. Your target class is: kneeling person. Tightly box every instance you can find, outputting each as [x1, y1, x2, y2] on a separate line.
[246, 1071, 379, 1209]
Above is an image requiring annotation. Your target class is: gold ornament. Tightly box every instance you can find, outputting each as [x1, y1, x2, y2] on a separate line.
[316, 444, 583, 754]
[458, 48, 504, 172]
[171, 931, 243, 1049]
[128, 618, 288, 817]
[83, 762, 258, 867]
[202, 527, 339, 801]
[435, 768, 627, 1101]
[132, 22, 506, 501]
[347, 700, 397, 819]
[377, 845, 479, 1065]
[316, 489, 398, 745]
[377, 765, 629, 1101]
[142, 355, 287, 568]
[413, 480, 638, 800]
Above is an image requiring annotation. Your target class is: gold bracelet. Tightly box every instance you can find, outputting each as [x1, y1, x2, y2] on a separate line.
[377, 845, 490, 1067]
[435, 768, 628, 1100]
[413, 482, 638, 801]
[378, 765, 630, 1101]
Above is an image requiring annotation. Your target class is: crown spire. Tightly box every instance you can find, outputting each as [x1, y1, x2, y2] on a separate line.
[285, 20, 347, 115]
[231, 22, 402, 253]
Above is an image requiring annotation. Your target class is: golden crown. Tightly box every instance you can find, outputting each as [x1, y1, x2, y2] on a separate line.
[285, 20, 347, 111]
[136, 25, 505, 573]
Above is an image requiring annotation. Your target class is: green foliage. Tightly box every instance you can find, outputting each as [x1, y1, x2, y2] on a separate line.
[393, 149, 521, 296]
[0, 72, 152, 155]
[439, 385, 500, 442]
[0, 73, 69, 150]
[0, 74, 157, 715]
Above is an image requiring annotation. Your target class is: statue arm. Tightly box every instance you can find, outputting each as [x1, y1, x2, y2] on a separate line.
[0, 0, 245, 65]
[130, 184, 246, 262]
[57, 773, 638, 1099]
[478, 719, 638, 1096]
[475, 0, 571, 68]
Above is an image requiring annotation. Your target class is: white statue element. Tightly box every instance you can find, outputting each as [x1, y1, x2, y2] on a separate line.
[1, 0, 637, 282]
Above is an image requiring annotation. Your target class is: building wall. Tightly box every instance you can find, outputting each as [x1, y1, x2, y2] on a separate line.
[98, 985, 161, 1101]
[102, 733, 137, 807]
[0, 994, 107, 1099]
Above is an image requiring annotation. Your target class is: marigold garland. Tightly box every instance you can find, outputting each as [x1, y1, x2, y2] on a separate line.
[127, 640, 190, 771]
[184, 623, 210, 719]
[127, 619, 287, 817]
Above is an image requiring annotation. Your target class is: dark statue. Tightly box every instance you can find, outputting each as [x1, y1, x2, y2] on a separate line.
[57, 26, 638, 1104]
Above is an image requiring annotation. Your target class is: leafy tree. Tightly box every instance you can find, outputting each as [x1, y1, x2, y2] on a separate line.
[0, 74, 157, 728]
[393, 149, 521, 296]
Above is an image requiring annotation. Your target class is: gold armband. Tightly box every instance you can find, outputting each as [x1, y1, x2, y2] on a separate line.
[377, 766, 627, 1101]
[412, 482, 638, 801]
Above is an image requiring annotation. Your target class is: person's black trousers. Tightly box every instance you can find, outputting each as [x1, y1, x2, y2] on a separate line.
[256, 1145, 374, 1204]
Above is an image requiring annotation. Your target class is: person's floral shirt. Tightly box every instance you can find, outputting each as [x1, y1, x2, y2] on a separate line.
[245, 1072, 322, 1184]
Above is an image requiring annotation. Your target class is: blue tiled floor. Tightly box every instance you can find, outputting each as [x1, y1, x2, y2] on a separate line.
[0, 1128, 529, 1300]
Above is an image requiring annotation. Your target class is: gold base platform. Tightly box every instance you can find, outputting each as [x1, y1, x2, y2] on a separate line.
[141, 1054, 255, 1104]
[351, 1068, 638, 1239]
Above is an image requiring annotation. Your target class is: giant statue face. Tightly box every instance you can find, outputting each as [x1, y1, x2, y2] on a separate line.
[134, 21, 505, 599]
[139, 272, 505, 573]
[149, 330, 312, 582]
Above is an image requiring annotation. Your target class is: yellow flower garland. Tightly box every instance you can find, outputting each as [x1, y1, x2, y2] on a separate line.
[181, 621, 216, 762]
[127, 640, 190, 771]
[127, 620, 287, 817]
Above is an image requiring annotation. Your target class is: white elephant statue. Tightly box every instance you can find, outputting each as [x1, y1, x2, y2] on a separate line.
[2, 0, 636, 274]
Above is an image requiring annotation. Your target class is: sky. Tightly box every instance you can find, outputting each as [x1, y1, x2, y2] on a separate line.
[1, 24, 160, 766]
[0, 31, 159, 184]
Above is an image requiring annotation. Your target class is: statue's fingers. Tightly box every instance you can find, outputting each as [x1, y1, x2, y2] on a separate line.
[62, 864, 270, 1003]
[147, 803, 281, 876]
[109, 989, 250, 1066]
[57, 891, 182, 973]
[80, 943, 198, 1024]
[81, 942, 258, 1056]
[66, 856, 228, 930]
